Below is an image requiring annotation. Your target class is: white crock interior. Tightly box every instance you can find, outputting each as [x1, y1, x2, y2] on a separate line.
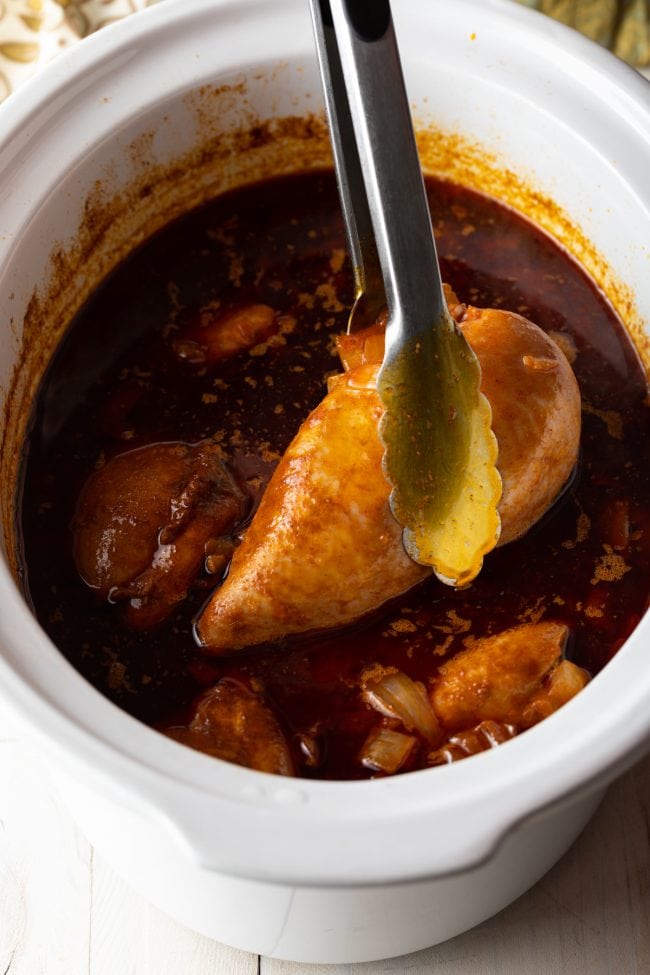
[0, 0, 648, 887]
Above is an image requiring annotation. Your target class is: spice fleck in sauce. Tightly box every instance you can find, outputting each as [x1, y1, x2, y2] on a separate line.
[19, 171, 650, 779]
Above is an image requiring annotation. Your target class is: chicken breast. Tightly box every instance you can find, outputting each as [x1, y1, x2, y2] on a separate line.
[197, 307, 581, 651]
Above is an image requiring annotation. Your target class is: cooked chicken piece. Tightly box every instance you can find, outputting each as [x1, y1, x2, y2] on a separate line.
[430, 621, 589, 729]
[336, 322, 387, 373]
[164, 679, 294, 775]
[171, 303, 293, 365]
[198, 306, 580, 652]
[73, 441, 243, 628]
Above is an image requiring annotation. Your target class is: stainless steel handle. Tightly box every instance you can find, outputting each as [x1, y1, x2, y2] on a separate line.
[328, 0, 448, 347]
[308, 0, 384, 328]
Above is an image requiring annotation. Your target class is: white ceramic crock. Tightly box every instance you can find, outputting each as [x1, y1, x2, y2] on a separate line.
[0, 0, 649, 964]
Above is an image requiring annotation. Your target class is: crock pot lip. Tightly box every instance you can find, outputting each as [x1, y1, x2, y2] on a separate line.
[0, 0, 648, 887]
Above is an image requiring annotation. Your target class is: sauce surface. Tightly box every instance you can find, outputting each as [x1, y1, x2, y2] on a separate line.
[19, 171, 650, 779]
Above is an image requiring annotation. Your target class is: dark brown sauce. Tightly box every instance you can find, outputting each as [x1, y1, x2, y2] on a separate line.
[18, 170, 650, 779]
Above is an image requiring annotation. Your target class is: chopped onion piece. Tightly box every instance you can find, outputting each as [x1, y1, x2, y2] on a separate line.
[359, 726, 417, 774]
[476, 720, 517, 748]
[362, 670, 441, 743]
[427, 720, 517, 767]
[427, 744, 465, 767]
[296, 732, 321, 769]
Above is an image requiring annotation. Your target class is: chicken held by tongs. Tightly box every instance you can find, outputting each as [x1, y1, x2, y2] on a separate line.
[197, 302, 581, 652]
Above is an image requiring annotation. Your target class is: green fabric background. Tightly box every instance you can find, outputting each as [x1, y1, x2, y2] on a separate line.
[513, 0, 650, 65]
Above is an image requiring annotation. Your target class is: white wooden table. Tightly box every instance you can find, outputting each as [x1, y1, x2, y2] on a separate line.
[1, 700, 649, 975]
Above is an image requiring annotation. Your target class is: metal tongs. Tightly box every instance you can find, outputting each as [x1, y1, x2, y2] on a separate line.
[309, 0, 502, 587]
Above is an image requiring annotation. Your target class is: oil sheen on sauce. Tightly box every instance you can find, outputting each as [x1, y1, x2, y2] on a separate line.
[19, 171, 650, 779]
